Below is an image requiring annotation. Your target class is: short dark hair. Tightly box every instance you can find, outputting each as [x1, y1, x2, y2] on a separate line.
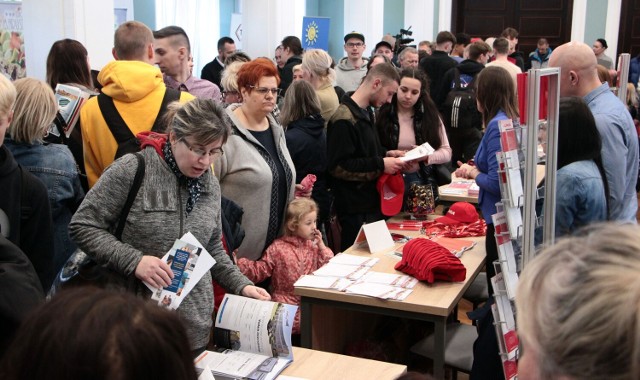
[436, 31, 456, 45]
[0, 287, 198, 380]
[114, 21, 154, 60]
[364, 62, 400, 85]
[493, 37, 510, 55]
[46, 39, 93, 90]
[366, 53, 391, 71]
[281, 36, 303, 56]
[153, 25, 191, 53]
[455, 32, 470, 46]
[224, 51, 251, 66]
[501, 27, 519, 39]
[537, 38, 549, 46]
[597, 38, 608, 49]
[217, 36, 235, 51]
[468, 41, 491, 60]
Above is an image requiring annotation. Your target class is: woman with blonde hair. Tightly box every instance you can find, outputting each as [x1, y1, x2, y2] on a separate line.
[4, 78, 84, 277]
[301, 48, 339, 126]
[220, 61, 245, 106]
[517, 223, 640, 380]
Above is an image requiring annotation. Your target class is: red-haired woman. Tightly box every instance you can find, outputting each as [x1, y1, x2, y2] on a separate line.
[215, 58, 296, 261]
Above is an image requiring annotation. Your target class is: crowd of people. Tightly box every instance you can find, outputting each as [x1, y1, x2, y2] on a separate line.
[0, 18, 639, 379]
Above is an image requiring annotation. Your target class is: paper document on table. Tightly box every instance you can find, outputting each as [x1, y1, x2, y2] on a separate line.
[358, 271, 418, 288]
[345, 282, 413, 300]
[313, 262, 370, 280]
[400, 142, 435, 162]
[329, 253, 379, 267]
[146, 232, 216, 310]
[293, 275, 352, 291]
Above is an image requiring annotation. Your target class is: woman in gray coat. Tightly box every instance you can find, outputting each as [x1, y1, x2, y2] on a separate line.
[70, 98, 270, 355]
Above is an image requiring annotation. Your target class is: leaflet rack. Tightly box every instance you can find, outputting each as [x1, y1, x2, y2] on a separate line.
[617, 53, 631, 104]
[490, 68, 561, 380]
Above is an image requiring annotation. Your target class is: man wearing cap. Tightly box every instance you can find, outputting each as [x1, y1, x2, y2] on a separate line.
[327, 63, 407, 251]
[374, 40, 394, 62]
[336, 32, 370, 93]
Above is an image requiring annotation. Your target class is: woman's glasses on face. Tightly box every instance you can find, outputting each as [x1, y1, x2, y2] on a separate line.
[180, 139, 224, 159]
[248, 85, 281, 97]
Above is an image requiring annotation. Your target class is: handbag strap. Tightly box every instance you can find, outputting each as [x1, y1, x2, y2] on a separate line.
[114, 153, 145, 240]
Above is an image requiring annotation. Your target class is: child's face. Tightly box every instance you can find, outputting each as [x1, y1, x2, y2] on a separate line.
[293, 211, 318, 240]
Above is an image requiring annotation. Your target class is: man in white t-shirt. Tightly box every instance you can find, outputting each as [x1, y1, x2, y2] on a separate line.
[486, 37, 522, 93]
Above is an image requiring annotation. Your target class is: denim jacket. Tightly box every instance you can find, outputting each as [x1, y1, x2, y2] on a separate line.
[4, 138, 84, 273]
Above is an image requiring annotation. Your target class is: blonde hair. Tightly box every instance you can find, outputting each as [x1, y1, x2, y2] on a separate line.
[0, 74, 16, 119]
[626, 83, 638, 108]
[516, 223, 640, 379]
[9, 78, 57, 143]
[292, 64, 302, 74]
[283, 198, 318, 235]
[220, 61, 245, 93]
[301, 49, 336, 84]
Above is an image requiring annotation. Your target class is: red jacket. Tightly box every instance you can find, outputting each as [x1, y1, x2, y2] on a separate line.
[237, 235, 333, 334]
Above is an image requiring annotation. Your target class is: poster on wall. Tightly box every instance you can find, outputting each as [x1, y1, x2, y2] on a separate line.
[0, 1, 25, 80]
[301, 17, 330, 51]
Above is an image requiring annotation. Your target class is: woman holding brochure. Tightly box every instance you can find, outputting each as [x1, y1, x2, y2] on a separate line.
[455, 66, 519, 293]
[70, 98, 270, 355]
[376, 68, 452, 197]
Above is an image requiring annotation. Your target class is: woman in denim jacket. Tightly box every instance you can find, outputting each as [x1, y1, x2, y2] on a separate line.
[4, 78, 84, 274]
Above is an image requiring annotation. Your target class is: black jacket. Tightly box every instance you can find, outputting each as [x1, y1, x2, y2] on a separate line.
[327, 96, 385, 214]
[0, 146, 55, 291]
[436, 59, 485, 109]
[285, 114, 332, 222]
[201, 57, 225, 89]
[279, 55, 303, 96]
[419, 51, 458, 106]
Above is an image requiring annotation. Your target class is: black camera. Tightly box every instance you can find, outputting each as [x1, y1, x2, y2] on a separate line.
[394, 26, 415, 54]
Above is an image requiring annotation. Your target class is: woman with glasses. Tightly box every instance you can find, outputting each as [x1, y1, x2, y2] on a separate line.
[70, 98, 270, 355]
[220, 61, 246, 106]
[216, 58, 296, 261]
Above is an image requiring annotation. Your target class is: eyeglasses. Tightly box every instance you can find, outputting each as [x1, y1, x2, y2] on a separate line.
[180, 139, 224, 159]
[248, 85, 281, 97]
[222, 90, 239, 98]
[346, 42, 364, 48]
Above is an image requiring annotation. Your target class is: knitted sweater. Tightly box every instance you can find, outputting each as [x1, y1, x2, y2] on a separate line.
[70, 147, 252, 349]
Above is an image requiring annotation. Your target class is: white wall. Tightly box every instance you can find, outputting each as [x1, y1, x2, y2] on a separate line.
[23, 0, 114, 81]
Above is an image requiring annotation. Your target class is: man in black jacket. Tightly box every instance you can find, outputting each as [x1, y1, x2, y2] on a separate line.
[327, 63, 406, 250]
[278, 36, 304, 96]
[201, 36, 236, 90]
[419, 31, 457, 105]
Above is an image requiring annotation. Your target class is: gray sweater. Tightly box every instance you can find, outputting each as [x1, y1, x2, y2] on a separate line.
[69, 147, 252, 349]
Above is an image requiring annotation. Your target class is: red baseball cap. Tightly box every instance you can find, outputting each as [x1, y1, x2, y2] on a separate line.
[435, 202, 479, 225]
[376, 173, 405, 216]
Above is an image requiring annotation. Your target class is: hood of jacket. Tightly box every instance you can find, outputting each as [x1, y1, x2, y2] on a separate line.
[98, 60, 164, 103]
[336, 56, 369, 72]
[531, 47, 553, 62]
[0, 145, 18, 178]
[457, 59, 485, 76]
[287, 114, 325, 138]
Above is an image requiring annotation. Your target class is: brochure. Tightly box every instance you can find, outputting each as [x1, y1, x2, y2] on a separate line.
[54, 84, 90, 137]
[146, 232, 216, 310]
[400, 142, 436, 162]
[195, 294, 297, 380]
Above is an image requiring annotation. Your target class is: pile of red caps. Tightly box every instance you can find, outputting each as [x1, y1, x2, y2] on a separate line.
[394, 238, 466, 283]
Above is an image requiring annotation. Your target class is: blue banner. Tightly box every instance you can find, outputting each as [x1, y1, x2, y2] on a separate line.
[302, 17, 330, 51]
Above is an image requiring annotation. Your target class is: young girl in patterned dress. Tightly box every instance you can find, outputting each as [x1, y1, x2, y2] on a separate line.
[236, 198, 333, 335]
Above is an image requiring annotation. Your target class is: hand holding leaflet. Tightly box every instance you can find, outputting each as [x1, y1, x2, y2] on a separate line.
[400, 142, 435, 162]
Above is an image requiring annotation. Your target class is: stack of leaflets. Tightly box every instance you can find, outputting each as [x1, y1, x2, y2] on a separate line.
[439, 180, 476, 195]
[294, 253, 415, 300]
[145, 232, 216, 310]
[195, 294, 297, 380]
[492, 211, 519, 300]
[490, 273, 519, 380]
[54, 84, 90, 137]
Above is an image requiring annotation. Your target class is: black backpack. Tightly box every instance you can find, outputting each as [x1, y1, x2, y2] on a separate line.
[442, 68, 482, 130]
[98, 88, 181, 160]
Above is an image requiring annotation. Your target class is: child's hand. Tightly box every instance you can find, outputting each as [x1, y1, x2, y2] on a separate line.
[313, 228, 326, 249]
[232, 249, 238, 263]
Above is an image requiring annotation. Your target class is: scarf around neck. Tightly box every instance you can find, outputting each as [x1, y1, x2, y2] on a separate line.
[162, 140, 203, 215]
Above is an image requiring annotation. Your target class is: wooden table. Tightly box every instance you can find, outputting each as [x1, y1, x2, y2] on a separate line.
[280, 347, 407, 379]
[439, 164, 546, 204]
[295, 226, 486, 379]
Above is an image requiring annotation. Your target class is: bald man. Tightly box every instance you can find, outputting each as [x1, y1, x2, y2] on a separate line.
[549, 42, 638, 222]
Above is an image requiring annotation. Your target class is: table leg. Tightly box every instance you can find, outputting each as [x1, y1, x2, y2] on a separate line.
[433, 318, 446, 379]
[300, 298, 312, 348]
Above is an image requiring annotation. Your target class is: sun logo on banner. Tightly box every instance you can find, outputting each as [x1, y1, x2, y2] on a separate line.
[305, 21, 319, 46]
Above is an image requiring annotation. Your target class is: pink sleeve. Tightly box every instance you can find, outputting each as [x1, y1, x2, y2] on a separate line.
[427, 119, 452, 165]
[236, 247, 277, 284]
[315, 246, 334, 268]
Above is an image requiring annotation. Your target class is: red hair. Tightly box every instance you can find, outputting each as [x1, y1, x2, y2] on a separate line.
[236, 57, 281, 90]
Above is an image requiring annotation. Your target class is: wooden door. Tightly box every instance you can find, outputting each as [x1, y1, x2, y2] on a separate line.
[618, 0, 640, 58]
[451, 0, 574, 58]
